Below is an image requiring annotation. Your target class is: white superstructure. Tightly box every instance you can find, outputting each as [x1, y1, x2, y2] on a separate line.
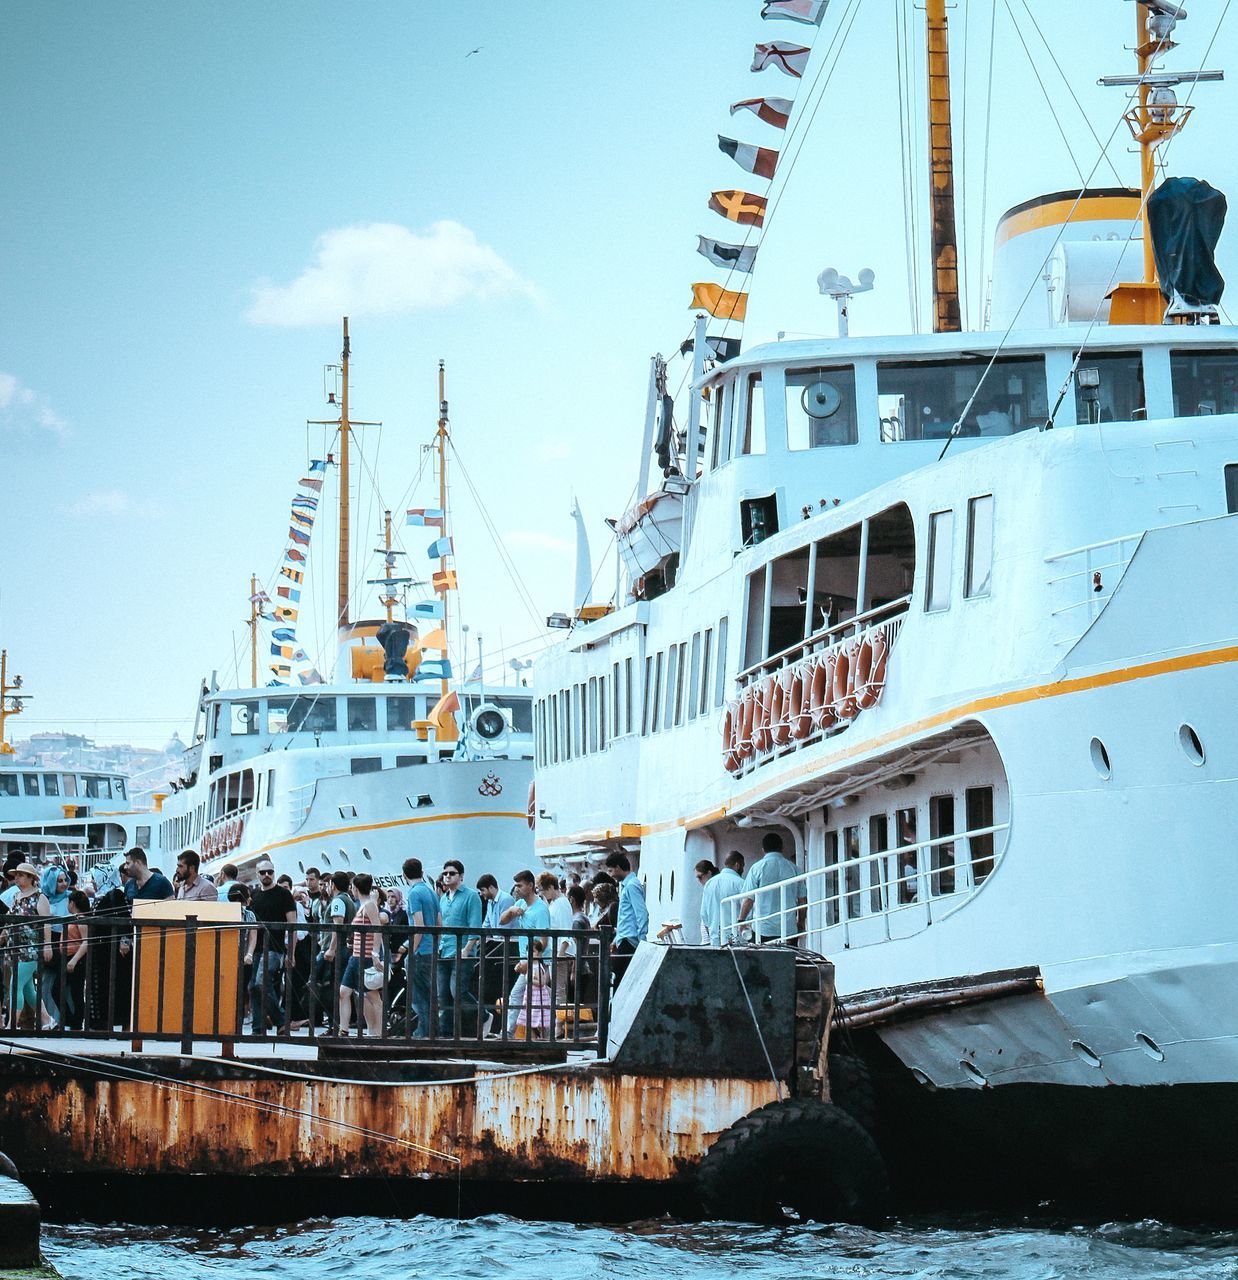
[531, 3, 1237, 1115]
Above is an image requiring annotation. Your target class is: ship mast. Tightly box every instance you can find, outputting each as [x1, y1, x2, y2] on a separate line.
[0, 650, 25, 756]
[308, 317, 379, 639]
[436, 361, 451, 703]
[925, 0, 961, 333]
[248, 574, 259, 688]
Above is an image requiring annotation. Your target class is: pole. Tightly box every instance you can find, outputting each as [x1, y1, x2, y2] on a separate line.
[338, 317, 351, 627]
[437, 362, 450, 704]
[1136, 2, 1157, 287]
[926, 0, 962, 333]
[383, 511, 394, 623]
[249, 575, 258, 688]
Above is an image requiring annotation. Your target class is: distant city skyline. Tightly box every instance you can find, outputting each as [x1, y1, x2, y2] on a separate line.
[2, 2, 1234, 746]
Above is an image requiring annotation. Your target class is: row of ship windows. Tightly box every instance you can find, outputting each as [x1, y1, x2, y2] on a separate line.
[535, 618, 731, 766]
[213, 693, 534, 739]
[0, 772, 128, 801]
[708, 348, 1238, 466]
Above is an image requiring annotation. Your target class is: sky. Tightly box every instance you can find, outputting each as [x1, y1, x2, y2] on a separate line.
[1, 0, 1235, 749]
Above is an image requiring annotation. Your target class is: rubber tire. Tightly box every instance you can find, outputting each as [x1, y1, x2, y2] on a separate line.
[697, 1098, 888, 1225]
[0, 1150, 19, 1180]
[828, 1050, 877, 1135]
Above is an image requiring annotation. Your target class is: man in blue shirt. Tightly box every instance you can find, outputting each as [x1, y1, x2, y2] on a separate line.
[604, 851, 648, 987]
[500, 868, 550, 956]
[436, 859, 482, 1036]
[739, 833, 804, 943]
[398, 857, 440, 1038]
[477, 874, 515, 929]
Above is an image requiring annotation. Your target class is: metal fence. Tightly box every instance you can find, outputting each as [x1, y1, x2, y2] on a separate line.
[0, 910, 613, 1056]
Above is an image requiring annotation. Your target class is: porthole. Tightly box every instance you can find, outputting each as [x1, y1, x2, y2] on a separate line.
[1135, 1031, 1165, 1062]
[297, 861, 305, 874]
[1089, 737, 1112, 779]
[959, 1059, 988, 1087]
[658, 874, 664, 902]
[321, 852, 332, 867]
[670, 870, 676, 898]
[1178, 724, 1205, 765]
[1071, 1040, 1102, 1069]
[339, 848, 350, 864]
[362, 846, 372, 861]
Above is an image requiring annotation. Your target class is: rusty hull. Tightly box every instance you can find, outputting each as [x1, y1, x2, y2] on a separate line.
[0, 1058, 779, 1184]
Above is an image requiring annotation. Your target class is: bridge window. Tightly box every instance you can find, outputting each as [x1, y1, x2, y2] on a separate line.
[43, 774, 59, 797]
[114, 778, 127, 802]
[22, 774, 40, 796]
[62, 774, 78, 797]
[386, 696, 422, 731]
[348, 697, 377, 732]
[786, 365, 857, 449]
[878, 355, 1045, 441]
[740, 373, 766, 455]
[231, 700, 259, 735]
[351, 757, 382, 775]
[0, 774, 17, 797]
[964, 495, 994, 599]
[84, 775, 111, 800]
[1171, 348, 1238, 417]
[1073, 351, 1144, 424]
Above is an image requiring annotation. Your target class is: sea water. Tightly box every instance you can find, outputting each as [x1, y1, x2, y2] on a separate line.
[43, 1215, 1238, 1279]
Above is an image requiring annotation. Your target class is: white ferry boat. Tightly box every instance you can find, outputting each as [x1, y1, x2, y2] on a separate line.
[0, 649, 149, 867]
[150, 324, 535, 890]
[532, 1, 1236, 1207]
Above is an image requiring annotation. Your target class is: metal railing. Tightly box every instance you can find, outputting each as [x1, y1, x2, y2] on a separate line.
[1045, 531, 1143, 644]
[720, 821, 1009, 951]
[0, 913, 613, 1056]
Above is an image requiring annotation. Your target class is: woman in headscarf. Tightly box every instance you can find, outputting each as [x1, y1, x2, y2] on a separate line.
[40, 865, 70, 1027]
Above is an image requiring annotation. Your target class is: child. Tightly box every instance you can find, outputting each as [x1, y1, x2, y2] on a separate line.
[505, 938, 551, 1039]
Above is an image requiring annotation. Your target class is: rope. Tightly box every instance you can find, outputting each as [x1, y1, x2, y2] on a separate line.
[728, 948, 784, 1101]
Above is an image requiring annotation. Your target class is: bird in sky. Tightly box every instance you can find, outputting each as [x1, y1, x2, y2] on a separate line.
[466, 46, 483, 57]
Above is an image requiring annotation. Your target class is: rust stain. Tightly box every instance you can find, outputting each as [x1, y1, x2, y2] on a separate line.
[1, 1064, 778, 1184]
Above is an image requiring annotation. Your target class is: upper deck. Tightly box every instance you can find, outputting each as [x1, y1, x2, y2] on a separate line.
[678, 324, 1238, 587]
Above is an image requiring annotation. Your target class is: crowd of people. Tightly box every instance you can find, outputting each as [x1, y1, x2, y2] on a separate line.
[0, 845, 655, 1040]
[1, 834, 801, 1037]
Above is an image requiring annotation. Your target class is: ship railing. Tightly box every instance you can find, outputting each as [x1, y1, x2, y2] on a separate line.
[0, 915, 614, 1058]
[1044, 531, 1143, 644]
[719, 821, 1009, 951]
[727, 600, 909, 775]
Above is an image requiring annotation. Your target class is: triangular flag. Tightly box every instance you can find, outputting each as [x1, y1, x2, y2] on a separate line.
[690, 283, 749, 323]
[298, 477, 324, 492]
[730, 96, 793, 129]
[708, 189, 767, 227]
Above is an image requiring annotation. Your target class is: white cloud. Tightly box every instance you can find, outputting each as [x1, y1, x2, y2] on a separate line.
[0, 373, 67, 437]
[65, 490, 130, 516]
[245, 220, 539, 326]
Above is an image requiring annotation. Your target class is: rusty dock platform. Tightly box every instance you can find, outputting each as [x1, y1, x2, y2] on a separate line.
[0, 915, 888, 1225]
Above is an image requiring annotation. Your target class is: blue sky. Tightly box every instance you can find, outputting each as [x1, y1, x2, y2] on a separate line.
[1, 1, 1234, 747]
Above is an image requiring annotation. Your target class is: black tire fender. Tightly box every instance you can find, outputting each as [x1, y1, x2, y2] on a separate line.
[828, 1049, 877, 1135]
[696, 1097, 888, 1225]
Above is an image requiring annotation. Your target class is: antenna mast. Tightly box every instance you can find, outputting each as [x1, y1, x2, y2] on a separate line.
[926, 0, 962, 332]
[249, 574, 259, 688]
[0, 650, 25, 755]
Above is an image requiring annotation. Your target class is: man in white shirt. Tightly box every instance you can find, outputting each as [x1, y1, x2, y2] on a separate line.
[698, 852, 746, 944]
[539, 871, 574, 1006]
[739, 833, 804, 943]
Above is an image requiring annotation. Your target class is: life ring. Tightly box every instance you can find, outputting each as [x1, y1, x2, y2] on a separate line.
[831, 644, 852, 718]
[789, 665, 812, 740]
[810, 654, 836, 731]
[753, 676, 774, 753]
[769, 671, 790, 747]
[696, 1098, 888, 1225]
[840, 640, 862, 719]
[723, 702, 744, 772]
[202, 831, 212, 857]
[527, 781, 536, 830]
[737, 686, 756, 759]
[855, 631, 889, 710]
[235, 815, 246, 848]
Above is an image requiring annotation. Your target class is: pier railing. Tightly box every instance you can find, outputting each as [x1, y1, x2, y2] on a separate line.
[0, 912, 614, 1057]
